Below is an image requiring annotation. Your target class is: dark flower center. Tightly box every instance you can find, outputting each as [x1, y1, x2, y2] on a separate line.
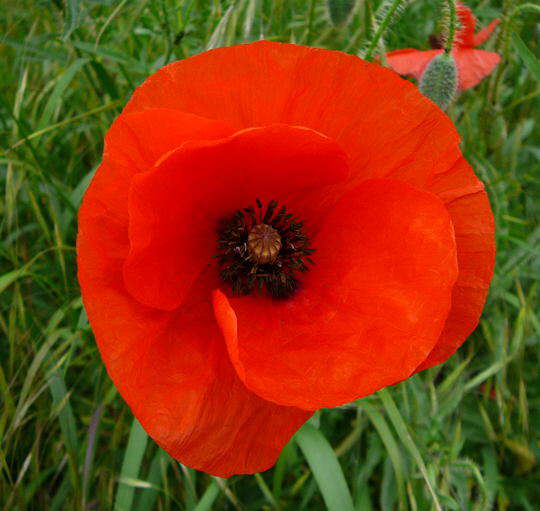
[216, 199, 314, 298]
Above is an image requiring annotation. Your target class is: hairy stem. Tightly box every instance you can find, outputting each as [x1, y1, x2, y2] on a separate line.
[364, 0, 406, 61]
[444, 0, 458, 54]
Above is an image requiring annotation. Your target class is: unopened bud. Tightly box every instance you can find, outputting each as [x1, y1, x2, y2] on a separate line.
[327, 0, 355, 26]
[419, 53, 458, 110]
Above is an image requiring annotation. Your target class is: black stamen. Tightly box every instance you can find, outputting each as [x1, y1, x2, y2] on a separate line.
[216, 199, 314, 299]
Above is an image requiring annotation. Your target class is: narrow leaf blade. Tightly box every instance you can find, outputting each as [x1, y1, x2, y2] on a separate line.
[114, 418, 148, 511]
[295, 423, 355, 511]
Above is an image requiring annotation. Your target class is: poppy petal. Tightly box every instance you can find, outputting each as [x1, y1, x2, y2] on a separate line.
[78, 109, 312, 477]
[124, 125, 348, 311]
[473, 19, 500, 47]
[454, 48, 500, 89]
[111, 41, 493, 381]
[125, 43, 451, 186]
[213, 178, 458, 410]
[455, 2, 477, 48]
[77, 217, 310, 476]
[89, 108, 235, 223]
[123, 42, 459, 190]
[416, 157, 495, 370]
[79, 185, 311, 477]
[386, 48, 443, 81]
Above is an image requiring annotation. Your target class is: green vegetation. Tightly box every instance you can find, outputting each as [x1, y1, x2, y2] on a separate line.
[1, 0, 538, 509]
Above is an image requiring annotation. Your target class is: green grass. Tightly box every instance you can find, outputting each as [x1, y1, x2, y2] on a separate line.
[1, 0, 538, 509]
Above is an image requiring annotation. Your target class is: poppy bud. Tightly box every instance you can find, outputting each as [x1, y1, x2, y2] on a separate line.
[419, 53, 458, 110]
[327, 0, 355, 26]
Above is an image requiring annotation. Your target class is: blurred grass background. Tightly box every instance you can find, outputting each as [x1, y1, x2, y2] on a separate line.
[0, 0, 538, 509]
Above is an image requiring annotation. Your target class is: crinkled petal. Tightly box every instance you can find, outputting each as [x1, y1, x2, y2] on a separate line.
[124, 125, 348, 310]
[213, 179, 458, 410]
[456, 2, 477, 48]
[125, 43, 462, 190]
[78, 109, 311, 477]
[386, 48, 443, 81]
[77, 216, 310, 476]
[454, 48, 500, 90]
[101, 41, 494, 379]
[89, 108, 235, 223]
[473, 19, 500, 47]
[417, 157, 495, 370]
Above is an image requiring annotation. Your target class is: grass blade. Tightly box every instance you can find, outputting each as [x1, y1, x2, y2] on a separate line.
[63, 0, 82, 41]
[0, 268, 27, 294]
[295, 423, 355, 511]
[511, 33, 540, 81]
[134, 449, 170, 511]
[378, 389, 442, 511]
[49, 369, 78, 456]
[359, 399, 406, 509]
[114, 418, 148, 511]
[193, 480, 221, 511]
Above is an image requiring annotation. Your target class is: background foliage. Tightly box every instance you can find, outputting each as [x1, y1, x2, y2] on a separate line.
[1, 0, 538, 509]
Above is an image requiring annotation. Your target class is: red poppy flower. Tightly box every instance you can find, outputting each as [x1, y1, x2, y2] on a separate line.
[387, 2, 500, 90]
[77, 41, 495, 477]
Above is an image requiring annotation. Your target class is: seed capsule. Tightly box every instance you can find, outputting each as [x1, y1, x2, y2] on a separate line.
[247, 224, 282, 264]
[216, 199, 313, 298]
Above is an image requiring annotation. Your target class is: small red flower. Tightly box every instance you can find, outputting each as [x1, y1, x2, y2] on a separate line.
[77, 41, 495, 477]
[387, 2, 500, 90]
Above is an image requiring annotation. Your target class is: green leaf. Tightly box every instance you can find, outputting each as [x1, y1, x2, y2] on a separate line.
[0, 268, 27, 294]
[359, 400, 406, 508]
[49, 369, 78, 456]
[193, 480, 221, 511]
[63, 0, 82, 41]
[327, 0, 355, 26]
[295, 423, 355, 511]
[511, 33, 540, 82]
[89, 60, 120, 99]
[38, 58, 89, 129]
[378, 389, 442, 511]
[134, 449, 170, 511]
[114, 418, 148, 511]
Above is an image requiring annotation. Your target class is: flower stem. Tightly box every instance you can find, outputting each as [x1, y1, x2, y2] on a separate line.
[508, 3, 540, 21]
[364, 0, 406, 62]
[443, 0, 458, 54]
[486, 0, 539, 106]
